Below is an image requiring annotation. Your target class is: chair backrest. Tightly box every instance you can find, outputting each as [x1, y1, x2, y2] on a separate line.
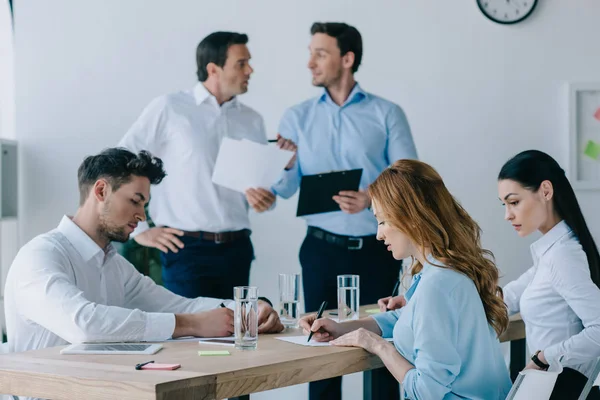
[506, 362, 563, 400]
[578, 358, 600, 400]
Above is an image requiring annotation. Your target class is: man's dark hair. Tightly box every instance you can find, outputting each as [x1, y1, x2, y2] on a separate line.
[196, 31, 249, 82]
[77, 148, 166, 205]
[310, 22, 363, 73]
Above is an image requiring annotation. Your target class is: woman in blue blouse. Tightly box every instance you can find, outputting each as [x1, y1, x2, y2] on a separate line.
[299, 159, 511, 399]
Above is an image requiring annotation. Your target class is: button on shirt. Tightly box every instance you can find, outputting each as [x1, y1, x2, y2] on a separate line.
[4, 216, 231, 355]
[272, 84, 417, 236]
[118, 83, 267, 233]
[504, 220, 600, 377]
[372, 259, 512, 399]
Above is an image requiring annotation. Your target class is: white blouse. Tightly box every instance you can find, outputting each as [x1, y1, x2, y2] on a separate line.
[504, 220, 600, 377]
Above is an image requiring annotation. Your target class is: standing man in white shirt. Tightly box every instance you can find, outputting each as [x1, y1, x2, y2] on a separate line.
[119, 31, 296, 300]
[5, 148, 283, 358]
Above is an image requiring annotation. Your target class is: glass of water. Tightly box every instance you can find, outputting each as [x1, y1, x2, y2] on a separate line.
[279, 273, 300, 327]
[234, 286, 258, 350]
[337, 275, 360, 321]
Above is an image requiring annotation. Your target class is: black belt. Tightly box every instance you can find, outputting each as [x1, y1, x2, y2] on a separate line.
[181, 229, 250, 244]
[307, 226, 373, 250]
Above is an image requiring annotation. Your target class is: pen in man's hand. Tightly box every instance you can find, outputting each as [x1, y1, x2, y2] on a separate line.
[267, 139, 278, 143]
[307, 301, 328, 342]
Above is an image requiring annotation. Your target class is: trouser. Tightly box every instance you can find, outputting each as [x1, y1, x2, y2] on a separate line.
[300, 229, 403, 400]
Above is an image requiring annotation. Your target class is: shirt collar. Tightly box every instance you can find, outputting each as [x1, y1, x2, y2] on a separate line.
[193, 82, 240, 109]
[318, 82, 367, 106]
[57, 215, 117, 267]
[530, 220, 572, 262]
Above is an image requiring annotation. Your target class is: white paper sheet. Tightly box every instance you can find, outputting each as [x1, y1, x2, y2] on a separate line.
[275, 336, 393, 347]
[212, 138, 294, 193]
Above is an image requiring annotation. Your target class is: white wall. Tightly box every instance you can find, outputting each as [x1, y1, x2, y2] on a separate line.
[13, 1, 600, 399]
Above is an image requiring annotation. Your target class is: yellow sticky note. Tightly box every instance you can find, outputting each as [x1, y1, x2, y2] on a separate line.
[198, 350, 230, 356]
[365, 308, 382, 314]
[584, 140, 600, 160]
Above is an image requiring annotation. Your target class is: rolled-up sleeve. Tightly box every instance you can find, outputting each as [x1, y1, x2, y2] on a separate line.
[371, 310, 401, 338]
[271, 108, 302, 199]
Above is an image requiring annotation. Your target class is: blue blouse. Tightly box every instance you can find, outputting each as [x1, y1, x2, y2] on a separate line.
[372, 259, 511, 399]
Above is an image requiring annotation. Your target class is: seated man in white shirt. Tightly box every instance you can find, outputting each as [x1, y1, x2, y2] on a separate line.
[4, 148, 283, 354]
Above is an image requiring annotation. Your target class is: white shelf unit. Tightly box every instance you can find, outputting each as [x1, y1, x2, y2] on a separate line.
[0, 139, 18, 338]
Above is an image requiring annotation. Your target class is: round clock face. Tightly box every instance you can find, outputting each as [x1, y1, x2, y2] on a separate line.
[477, 0, 538, 24]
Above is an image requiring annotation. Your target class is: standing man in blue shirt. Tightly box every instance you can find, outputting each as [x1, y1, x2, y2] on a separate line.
[273, 22, 418, 400]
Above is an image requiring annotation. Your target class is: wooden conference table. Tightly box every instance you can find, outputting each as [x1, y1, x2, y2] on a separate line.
[0, 306, 525, 399]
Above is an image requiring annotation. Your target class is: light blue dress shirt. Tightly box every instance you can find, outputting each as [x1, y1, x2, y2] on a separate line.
[272, 84, 417, 236]
[372, 259, 512, 399]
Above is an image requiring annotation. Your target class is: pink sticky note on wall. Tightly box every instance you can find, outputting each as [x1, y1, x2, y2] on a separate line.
[594, 107, 600, 121]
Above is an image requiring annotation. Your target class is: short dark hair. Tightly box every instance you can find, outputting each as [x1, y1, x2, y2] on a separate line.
[77, 148, 166, 205]
[310, 22, 362, 73]
[196, 31, 249, 82]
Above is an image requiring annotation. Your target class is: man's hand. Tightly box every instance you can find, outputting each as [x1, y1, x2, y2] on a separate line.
[275, 133, 297, 170]
[173, 308, 234, 338]
[332, 190, 371, 214]
[134, 227, 184, 253]
[246, 188, 276, 213]
[257, 300, 284, 333]
[377, 295, 407, 312]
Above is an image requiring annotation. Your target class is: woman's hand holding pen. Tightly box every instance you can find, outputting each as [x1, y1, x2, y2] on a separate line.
[298, 314, 349, 342]
[377, 295, 406, 312]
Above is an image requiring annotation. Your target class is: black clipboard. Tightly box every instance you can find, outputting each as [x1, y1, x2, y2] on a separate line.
[296, 169, 363, 217]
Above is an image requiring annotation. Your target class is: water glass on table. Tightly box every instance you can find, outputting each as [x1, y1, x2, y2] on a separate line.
[279, 273, 300, 327]
[234, 286, 258, 350]
[337, 274, 360, 321]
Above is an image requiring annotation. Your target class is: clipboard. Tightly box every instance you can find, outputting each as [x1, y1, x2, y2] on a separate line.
[296, 169, 363, 217]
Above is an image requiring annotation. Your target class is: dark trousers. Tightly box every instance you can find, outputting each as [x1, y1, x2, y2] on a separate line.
[550, 367, 600, 400]
[160, 234, 254, 299]
[161, 234, 253, 400]
[300, 232, 403, 400]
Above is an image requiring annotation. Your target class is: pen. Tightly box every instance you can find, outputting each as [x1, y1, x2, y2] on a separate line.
[387, 280, 401, 310]
[307, 301, 328, 343]
[267, 139, 278, 143]
[135, 360, 154, 370]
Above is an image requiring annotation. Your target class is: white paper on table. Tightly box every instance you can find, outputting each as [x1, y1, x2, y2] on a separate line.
[275, 336, 393, 347]
[212, 137, 294, 193]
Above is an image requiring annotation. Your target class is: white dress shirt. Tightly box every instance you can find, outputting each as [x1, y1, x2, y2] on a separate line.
[504, 220, 600, 377]
[4, 216, 232, 355]
[118, 83, 267, 234]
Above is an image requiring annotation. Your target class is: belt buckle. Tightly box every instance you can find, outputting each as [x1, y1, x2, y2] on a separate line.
[348, 237, 363, 250]
[214, 233, 225, 244]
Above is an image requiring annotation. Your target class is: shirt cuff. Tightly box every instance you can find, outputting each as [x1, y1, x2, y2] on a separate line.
[402, 368, 418, 399]
[543, 344, 564, 365]
[143, 312, 176, 341]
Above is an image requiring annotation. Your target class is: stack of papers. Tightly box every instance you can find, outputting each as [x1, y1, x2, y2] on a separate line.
[212, 137, 294, 193]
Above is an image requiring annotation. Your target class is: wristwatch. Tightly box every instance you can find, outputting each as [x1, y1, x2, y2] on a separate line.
[531, 350, 550, 370]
